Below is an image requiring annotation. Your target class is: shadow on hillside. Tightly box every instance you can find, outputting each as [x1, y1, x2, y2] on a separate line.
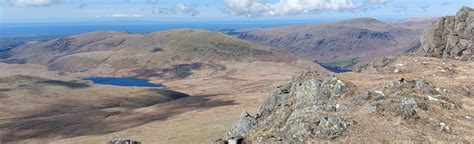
[0, 93, 235, 143]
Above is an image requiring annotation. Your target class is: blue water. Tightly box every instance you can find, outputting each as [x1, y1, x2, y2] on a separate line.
[319, 64, 352, 73]
[83, 77, 162, 87]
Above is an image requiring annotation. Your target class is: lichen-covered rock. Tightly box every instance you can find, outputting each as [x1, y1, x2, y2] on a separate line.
[398, 98, 418, 118]
[353, 57, 395, 74]
[439, 122, 453, 133]
[307, 116, 349, 140]
[415, 80, 439, 95]
[355, 91, 385, 105]
[221, 71, 353, 143]
[225, 112, 257, 139]
[419, 6, 473, 61]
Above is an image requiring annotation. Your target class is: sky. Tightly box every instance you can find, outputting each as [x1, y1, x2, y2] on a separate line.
[0, 0, 473, 23]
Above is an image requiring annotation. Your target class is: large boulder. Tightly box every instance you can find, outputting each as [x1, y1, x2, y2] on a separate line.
[419, 6, 473, 60]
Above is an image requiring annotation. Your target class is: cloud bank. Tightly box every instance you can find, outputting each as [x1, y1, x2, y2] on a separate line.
[9, 0, 59, 7]
[153, 2, 200, 16]
[223, 0, 360, 17]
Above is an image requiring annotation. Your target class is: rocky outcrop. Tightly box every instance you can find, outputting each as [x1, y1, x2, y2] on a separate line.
[218, 72, 354, 143]
[353, 57, 395, 74]
[218, 70, 470, 143]
[419, 6, 473, 60]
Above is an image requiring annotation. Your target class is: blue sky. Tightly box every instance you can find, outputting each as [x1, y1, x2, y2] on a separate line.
[0, 0, 473, 23]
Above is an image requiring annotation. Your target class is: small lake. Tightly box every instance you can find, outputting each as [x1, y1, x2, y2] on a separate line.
[82, 77, 162, 87]
[319, 65, 352, 73]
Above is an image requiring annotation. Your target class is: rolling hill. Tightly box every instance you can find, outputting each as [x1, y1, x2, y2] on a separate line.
[2, 29, 320, 77]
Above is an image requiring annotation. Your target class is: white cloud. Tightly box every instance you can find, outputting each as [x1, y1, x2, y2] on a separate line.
[175, 3, 200, 16]
[223, 0, 360, 17]
[111, 13, 145, 18]
[9, 0, 59, 7]
[152, 2, 200, 16]
[367, 0, 390, 4]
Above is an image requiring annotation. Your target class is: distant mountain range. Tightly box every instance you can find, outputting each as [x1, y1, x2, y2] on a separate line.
[0, 17, 436, 74]
[233, 17, 436, 70]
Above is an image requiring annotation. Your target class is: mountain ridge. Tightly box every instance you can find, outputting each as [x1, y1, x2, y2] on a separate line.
[2, 29, 321, 76]
[234, 17, 434, 70]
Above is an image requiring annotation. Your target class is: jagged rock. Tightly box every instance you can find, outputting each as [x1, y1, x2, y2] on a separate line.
[399, 98, 418, 118]
[308, 116, 349, 140]
[353, 57, 395, 74]
[106, 139, 141, 144]
[225, 112, 257, 139]
[393, 63, 408, 73]
[386, 80, 403, 92]
[427, 95, 455, 109]
[336, 104, 350, 112]
[355, 91, 385, 105]
[439, 122, 453, 133]
[415, 80, 439, 95]
[435, 87, 449, 95]
[439, 98, 456, 109]
[386, 78, 417, 93]
[220, 72, 353, 143]
[368, 102, 380, 113]
[419, 6, 473, 61]
[385, 78, 440, 95]
[321, 104, 350, 112]
[353, 64, 378, 74]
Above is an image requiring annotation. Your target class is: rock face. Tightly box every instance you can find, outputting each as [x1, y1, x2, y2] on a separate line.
[419, 6, 474, 60]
